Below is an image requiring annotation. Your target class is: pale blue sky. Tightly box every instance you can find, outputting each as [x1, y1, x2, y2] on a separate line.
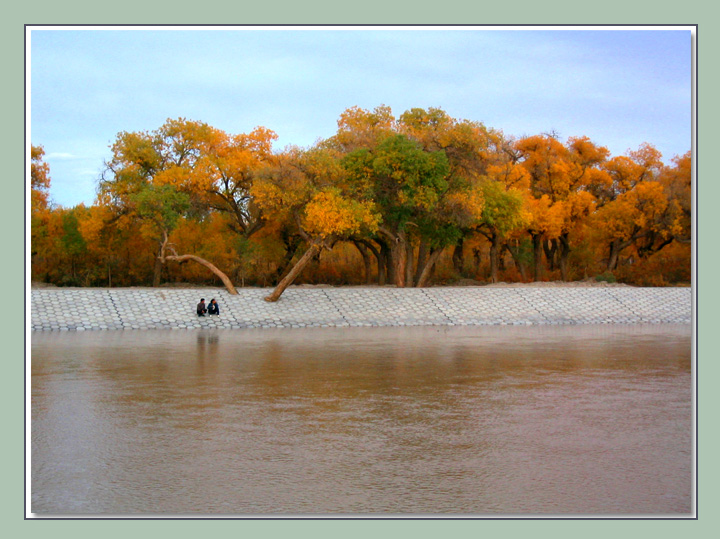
[30, 27, 692, 208]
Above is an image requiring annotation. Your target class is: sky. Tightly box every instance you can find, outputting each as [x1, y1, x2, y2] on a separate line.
[29, 27, 692, 208]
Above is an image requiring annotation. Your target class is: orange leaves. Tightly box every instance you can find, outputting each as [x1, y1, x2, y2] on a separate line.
[333, 105, 396, 152]
[33, 107, 691, 288]
[31, 145, 51, 212]
[31, 145, 51, 191]
[486, 163, 531, 191]
[593, 180, 669, 242]
[525, 195, 565, 238]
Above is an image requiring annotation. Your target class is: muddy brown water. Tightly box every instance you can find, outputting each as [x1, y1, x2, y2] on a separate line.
[31, 324, 693, 516]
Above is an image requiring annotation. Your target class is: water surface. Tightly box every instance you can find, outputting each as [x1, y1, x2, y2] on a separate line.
[31, 324, 693, 516]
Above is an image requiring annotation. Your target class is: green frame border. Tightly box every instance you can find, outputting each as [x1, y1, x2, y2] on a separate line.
[10, 1, 713, 536]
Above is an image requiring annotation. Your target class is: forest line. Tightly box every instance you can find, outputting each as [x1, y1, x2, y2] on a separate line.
[31, 106, 691, 299]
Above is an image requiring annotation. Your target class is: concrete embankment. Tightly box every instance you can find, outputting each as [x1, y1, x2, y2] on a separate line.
[30, 286, 691, 332]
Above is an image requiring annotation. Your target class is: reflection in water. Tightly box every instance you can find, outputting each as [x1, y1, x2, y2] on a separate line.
[31, 325, 693, 515]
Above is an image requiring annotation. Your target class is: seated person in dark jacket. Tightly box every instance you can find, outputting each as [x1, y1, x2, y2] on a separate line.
[197, 298, 207, 316]
[208, 298, 220, 315]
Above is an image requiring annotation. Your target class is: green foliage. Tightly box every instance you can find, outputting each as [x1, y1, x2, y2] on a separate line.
[343, 134, 450, 230]
[32, 107, 691, 289]
[595, 272, 617, 283]
[130, 184, 191, 235]
[480, 181, 527, 235]
[60, 211, 86, 257]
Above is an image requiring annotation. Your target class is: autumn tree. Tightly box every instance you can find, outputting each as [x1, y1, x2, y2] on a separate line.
[591, 144, 685, 270]
[131, 184, 239, 294]
[100, 118, 267, 289]
[515, 134, 609, 280]
[252, 146, 380, 301]
[30, 146, 52, 270]
[397, 108, 494, 284]
[342, 133, 453, 287]
[327, 105, 396, 153]
[32, 110, 690, 289]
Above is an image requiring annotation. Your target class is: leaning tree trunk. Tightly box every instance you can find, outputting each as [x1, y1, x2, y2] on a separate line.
[163, 254, 238, 295]
[414, 241, 428, 286]
[272, 236, 302, 285]
[359, 239, 385, 286]
[472, 247, 482, 275]
[264, 241, 323, 302]
[505, 241, 528, 282]
[416, 247, 444, 288]
[159, 232, 238, 295]
[606, 239, 632, 271]
[353, 241, 373, 285]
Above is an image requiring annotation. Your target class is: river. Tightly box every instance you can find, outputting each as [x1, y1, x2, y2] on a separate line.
[30, 324, 693, 516]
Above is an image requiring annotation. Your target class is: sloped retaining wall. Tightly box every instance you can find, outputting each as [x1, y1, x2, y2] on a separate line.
[30, 286, 692, 331]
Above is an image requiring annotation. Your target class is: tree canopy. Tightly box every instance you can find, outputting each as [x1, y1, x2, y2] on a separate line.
[31, 107, 692, 293]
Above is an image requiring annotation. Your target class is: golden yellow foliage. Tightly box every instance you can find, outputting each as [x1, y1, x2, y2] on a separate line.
[302, 189, 380, 239]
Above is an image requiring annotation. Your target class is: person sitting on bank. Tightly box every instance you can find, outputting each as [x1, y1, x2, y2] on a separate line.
[208, 298, 220, 316]
[197, 298, 207, 317]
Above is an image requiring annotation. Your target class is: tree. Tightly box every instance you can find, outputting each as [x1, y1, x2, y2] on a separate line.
[398, 108, 494, 285]
[100, 118, 270, 288]
[130, 183, 239, 294]
[342, 134, 452, 287]
[252, 146, 380, 301]
[593, 180, 673, 270]
[591, 143, 677, 270]
[515, 134, 609, 280]
[30, 146, 52, 270]
[475, 180, 528, 283]
[31, 145, 51, 211]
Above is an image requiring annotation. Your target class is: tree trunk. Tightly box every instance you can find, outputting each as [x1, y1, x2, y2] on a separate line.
[532, 233, 543, 281]
[405, 238, 415, 287]
[472, 247, 482, 274]
[358, 239, 383, 285]
[414, 241, 428, 285]
[353, 241, 373, 284]
[392, 242, 407, 287]
[558, 233, 571, 281]
[264, 241, 322, 302]
[489, 234, 500, 283]
[505, 241, 528, 281]
[379, 228, 407, 288]
[273, 235, 302, 285]
[605, 239, 627, 271]
[163, 254, 238, 294]
[392, 232, 407, 288]
[378, 241, 391, 286]
[452, 238, 465, 275]
[416, 248, 444, 287]
[152, 243, 163, 287]
[543, 239, 558, 271]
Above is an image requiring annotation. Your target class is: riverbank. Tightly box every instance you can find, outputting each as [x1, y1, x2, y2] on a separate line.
[30, 286, 691, 331]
